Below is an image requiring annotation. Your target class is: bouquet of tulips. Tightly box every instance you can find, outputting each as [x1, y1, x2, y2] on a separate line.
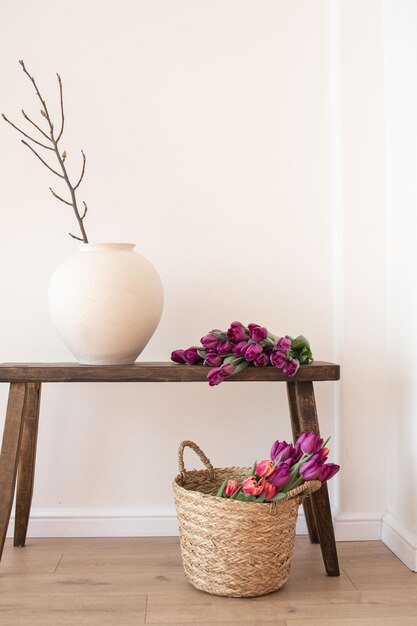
[171, 321, 313, 386]
[216, 431, 340, 503]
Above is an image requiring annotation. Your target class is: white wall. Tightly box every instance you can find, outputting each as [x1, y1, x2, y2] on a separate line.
[0, 0, 336, 532]
[0, 0, 416, 569]
[382, 0, 417, 570]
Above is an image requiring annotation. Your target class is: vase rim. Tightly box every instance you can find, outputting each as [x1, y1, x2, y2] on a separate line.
[80, 243, 136, 252]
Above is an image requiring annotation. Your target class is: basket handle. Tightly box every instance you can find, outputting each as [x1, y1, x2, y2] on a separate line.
[282, 480, 322, 502]
[177, 440, 215, 480]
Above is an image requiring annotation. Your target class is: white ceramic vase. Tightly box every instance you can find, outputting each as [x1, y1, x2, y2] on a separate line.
[48, 243, 164, 365]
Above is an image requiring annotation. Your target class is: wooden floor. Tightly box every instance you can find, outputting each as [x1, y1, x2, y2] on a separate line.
[0, 537, 416, 625]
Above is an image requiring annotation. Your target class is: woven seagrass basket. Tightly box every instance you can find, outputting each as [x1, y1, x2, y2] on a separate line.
[173, 440, 321, 598]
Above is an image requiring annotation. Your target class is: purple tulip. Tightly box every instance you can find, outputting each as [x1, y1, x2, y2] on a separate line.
[283, 358, 300, 377]
[270, 440, 292, 462]
[183, 347, 204, 365]
[269, 462, 291, 488]
[254, 353, 269, 367]
[300, 458, 323, 481]
[276, 336, 292, 352]
[205, 353, 223, 367]
[244, 342, 264, 361]
[171, 349, 187, 364]
[297, 432, 323, 455]
[217, 340, 233, 355]
[270, 350, 286, 368]
[207, 363, 235, 386]
[226, 321, 248, 342]
[318, 463, 340, 482]
[232, 341, 250, 356]
[248, 323, 268, 342]
[220, 363, 235, 376]
[201, 333, 219, 350]
[207, 368, 224, 386]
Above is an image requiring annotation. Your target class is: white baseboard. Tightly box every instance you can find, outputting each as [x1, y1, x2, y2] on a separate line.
[7, 507, 180, 538]
[6, 506, 308, 539]
[381, 512, 417, 572]
[334, 511, 383, 541]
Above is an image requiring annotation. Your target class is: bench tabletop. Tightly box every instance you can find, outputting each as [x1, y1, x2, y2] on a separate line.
[0, 361, 340, 383]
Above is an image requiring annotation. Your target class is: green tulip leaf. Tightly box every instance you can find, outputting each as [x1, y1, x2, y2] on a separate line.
[216, 478, 229, 498]
[270, 491, 287, 502]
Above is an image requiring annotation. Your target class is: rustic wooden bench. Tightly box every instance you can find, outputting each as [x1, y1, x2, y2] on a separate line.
[0, 361, 340, 575]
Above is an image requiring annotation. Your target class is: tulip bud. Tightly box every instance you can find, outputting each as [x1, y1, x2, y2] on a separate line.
[171, 349, 187, 364]
[232, 341, 250, 356]
[283, 358, 300, 377]
[318, 463, 340, 482]
[276, 336, 292, 352]
[244, 343, 263, 362]
[183, 347, 204, 364]
[255, 459, 275, 478]
[200, 333, 219, 350]
[297, 432, 323, 455]
[217, 340, 234, 355]
[270, 440, 292, 462]
[224, 479, 240, 497]
[242, 476, 264, 496]
[205, 353, 223, 367]
[254, 353, 269, 367]
[269, 462, 291, 488]
[248, 323, 268, 342]
[264, 481, 277, 501]
[226, 321, 249, 342]
[270, 350, 286, 368]
[299, 458, 323, 481]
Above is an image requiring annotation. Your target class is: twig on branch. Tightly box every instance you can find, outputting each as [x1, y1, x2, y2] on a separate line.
[74, 150, 86, 190]
[2, 60, 90, 243]
[49, 187, 72, 205]
[56, 73, 64, 142]
[21, 109, 51, 141]
[2, 113, 53, 150]
[21, 140, 64, 177]
[69, 232, 84, 241]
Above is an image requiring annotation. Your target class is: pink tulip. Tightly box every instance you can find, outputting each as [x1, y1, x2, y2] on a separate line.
[226, 321, 249, 342]
[255, 459, 275, 478]
[242, 476, 264, 496]
[270, 350, 286, 368]
[264, 481, 277, 501]
[276, 336, 292, 352]
[248, 323, 268, 342]
[224, 479, 239, 497]
[283, 358, 300, 377]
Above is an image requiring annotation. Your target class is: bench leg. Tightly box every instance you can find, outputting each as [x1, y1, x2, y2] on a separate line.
[0, 383, 28, 561]
[14, 382, 41, 547]
[286, 381, 340, 576]
[287, 382, 320, 544]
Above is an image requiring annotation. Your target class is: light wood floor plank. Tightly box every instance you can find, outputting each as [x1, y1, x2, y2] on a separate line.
[0, 537, 415, 625]
[343, 564, 417, 591]
[0, 594, 147, 626]
[287, 618, 417, 626]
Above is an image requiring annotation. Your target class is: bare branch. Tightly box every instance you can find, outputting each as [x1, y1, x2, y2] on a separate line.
[74, 150, 86, 190]
[69, 232, 84, 241]
[2, 113, 53, 150]
[7, 60, 90, 243]
[49, 187, 72, 205]
[19, 60, 53, 135]
[21, 140, 64, 177]
[21, 109, 51, 141]
[56, 73, 64, 142]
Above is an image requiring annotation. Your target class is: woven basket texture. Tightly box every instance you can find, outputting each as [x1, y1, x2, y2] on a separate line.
[173, 441, 321, 598]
